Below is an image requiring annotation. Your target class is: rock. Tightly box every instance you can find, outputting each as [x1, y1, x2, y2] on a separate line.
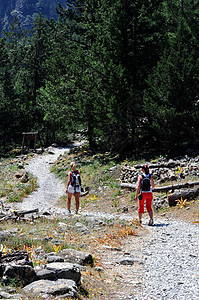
[60, 249, 94, 266]
[15, 171, 24, 178]
[36, 268, 56, 280]
[0, 250, 36, 286]
[122, 206, 128, 213]
[17, 162, 24, 169]
[94, 266, 104, 272]
[45, 262, 81, 284]
[0, 250, 33, 266]
[118, 257, 135, 265]
[9, 293, 23, 299]
[23, 279, 78, 298]
[1, 265, 37, 286]
[46, 255, 64, 263]
[20, 172, 29, 183]
[15, 171, 29, 183]
[0, 291, 12, 298]
[51, 143, 58, 147]
[74, 222, 89, 234]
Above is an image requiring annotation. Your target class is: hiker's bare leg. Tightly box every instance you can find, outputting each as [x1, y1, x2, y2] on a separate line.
[146, 196, 153, 220]
[148, 210, 153, 219]
[75, 193, 80, 213]
[67, 193, 72, 211]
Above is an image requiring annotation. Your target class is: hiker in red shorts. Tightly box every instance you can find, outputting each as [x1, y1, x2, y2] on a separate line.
[135, 164, 155, 225]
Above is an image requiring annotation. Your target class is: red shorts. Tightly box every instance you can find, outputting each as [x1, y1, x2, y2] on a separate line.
[138, 192, 153, 214]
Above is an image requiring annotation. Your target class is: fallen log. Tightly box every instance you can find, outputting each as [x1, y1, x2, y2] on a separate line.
[120, 181, 199, 192]
[120, 183, 137, 190]
[13, 208, 39, 217]
[168, 187, 199, 206]
[123, 162, 179, 170]
[0, 208, 39, 221]
[153, 181, 199, 192]
[80, 191, 89, 197]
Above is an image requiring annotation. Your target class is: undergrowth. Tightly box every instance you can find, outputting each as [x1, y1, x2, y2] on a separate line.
[0, 157, 38, 202]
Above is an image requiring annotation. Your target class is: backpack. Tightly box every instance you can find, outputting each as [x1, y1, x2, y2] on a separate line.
[71, 170, 81, 187]
[141, 174, 151, 192]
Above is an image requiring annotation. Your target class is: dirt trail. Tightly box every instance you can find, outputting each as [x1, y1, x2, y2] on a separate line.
[17, 146, 69, 211]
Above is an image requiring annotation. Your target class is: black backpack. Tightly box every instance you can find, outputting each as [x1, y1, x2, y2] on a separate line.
[141, 174, 151, 191]
[71, 170, 81, 187]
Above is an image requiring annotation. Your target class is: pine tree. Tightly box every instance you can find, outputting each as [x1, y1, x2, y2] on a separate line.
[143, 0, 199, 154]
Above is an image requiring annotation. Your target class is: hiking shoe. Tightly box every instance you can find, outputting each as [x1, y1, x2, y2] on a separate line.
[139, 220, 142, 224]
[148, 219, 154, 226]
[68, 210, 71, 214]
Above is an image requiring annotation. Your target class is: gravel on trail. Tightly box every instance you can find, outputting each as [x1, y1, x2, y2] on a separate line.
[75, 212, 199, 300]
[17, 146, 69, 211]
[116, 217, 199, 300]
[138, 218, 199, 300]
[17, 148, 199, 300]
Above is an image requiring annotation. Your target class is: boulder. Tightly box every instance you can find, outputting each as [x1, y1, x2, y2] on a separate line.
[23, 278, 78, 298]
[45, 262, 81, 284]
[0, 250, 33, 267]
[35, 268, 56, 280]
[60, 249, 94, 267]
[15, 171, 29, 183]
[1, 264, 37, 286]
[0, 250, 36, 286]
[46, 255, 64, 263]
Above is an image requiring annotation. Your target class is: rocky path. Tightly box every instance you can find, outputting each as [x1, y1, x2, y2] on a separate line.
[18, 149, 199, 300]
[82, 213, 199, 299]
[18, 146, 69, 211]
[133, 217, 199, 300]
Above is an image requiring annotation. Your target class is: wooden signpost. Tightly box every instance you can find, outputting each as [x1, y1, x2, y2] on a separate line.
[22, 132, 38, 152]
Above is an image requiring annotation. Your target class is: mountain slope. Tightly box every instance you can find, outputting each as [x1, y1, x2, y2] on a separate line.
[0, 0, 66, 33]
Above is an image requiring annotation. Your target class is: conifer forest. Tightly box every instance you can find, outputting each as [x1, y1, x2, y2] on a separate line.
[0, 0, 199, 157]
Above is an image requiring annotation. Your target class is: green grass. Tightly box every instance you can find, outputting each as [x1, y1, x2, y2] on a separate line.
[0, 158, 38, 203]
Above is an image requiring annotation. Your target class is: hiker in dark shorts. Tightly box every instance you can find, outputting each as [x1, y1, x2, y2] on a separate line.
[66, 162, 81, 214]
[135, 164, 154, 225]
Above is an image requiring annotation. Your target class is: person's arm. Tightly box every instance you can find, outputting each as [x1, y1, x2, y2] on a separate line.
[151, 176, 155, 189]
[135, 175, 142, 201]
[66, 172, 72, 192]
